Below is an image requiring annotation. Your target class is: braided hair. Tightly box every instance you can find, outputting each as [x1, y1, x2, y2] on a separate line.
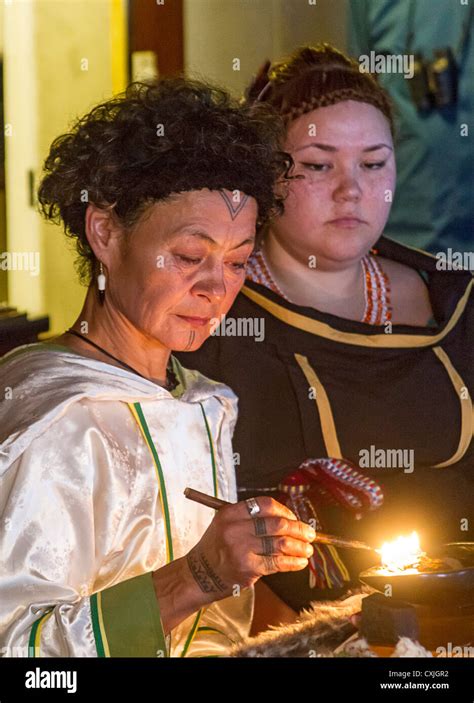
[245, 44, 395, 137]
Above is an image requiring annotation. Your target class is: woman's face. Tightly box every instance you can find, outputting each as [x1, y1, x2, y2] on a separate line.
[273, 100, 396, 270]
[95, 189, 257, 352]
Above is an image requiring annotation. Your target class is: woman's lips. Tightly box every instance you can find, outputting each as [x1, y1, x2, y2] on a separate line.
[176, 315, 210, 327]
[327, 218, 365, 229]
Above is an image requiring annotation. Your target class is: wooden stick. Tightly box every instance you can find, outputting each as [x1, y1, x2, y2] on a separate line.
[184, 486, 378, 552]
[184, 487, 230, 511]
[311, 533, 377, 552]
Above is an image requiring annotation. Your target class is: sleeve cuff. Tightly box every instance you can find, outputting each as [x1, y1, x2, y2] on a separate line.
[90, 572, 168, 657]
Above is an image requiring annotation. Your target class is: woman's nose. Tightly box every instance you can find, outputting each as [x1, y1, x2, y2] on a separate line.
[193, 265, 227, 301]
[333, 175, 362, 203]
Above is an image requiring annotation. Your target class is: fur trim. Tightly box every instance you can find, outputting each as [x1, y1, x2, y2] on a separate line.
[231, 587, 432, 658]
[231, 587, 369, 657]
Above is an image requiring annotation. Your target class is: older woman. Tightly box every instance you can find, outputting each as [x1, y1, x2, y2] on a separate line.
[178, 46, 473, 613]
[0, 79, 317, 657]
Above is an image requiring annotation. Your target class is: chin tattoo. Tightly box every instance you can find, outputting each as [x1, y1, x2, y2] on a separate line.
[183, 330, 196, 351]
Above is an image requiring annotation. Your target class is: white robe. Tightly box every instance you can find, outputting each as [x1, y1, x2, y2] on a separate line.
[0, 343, 254, 657]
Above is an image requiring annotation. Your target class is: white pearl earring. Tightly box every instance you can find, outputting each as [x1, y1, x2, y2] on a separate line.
[97, 261, 106, 304]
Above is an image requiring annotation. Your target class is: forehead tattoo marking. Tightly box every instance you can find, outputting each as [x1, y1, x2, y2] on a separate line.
[219, 191, 249, 220]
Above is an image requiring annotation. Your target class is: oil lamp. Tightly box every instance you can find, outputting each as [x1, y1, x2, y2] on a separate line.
[379, 531, 424, 572]
[358, 534, 474, 649]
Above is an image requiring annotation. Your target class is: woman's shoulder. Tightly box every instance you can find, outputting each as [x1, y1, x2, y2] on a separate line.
[378, 255, 428, 294]
[378, 255, 435, 326]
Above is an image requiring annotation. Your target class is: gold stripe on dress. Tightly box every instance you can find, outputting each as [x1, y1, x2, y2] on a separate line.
[296, 348, 471, 471]
[431, 347, 473, 468]
[294, 353, 342, 459]
[241, 278, 473, 348]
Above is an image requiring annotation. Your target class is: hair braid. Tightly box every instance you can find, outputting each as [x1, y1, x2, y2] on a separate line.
[245, 44, 395, 136]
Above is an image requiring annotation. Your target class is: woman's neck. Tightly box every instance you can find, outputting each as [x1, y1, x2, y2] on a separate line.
[262, 230, 365, 307]
[54, 287, 171, 385]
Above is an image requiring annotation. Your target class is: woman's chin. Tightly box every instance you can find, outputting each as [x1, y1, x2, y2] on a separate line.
[318, 237, 377, 266]
[169, 331, 211, 353]
[316, 248, 370, 269]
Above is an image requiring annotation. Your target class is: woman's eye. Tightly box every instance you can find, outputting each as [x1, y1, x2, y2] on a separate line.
[363, 161, 386, 170]
[176, 255, 202, 265]
[302, 162, 331, 172]
[176, 255, 246, 270]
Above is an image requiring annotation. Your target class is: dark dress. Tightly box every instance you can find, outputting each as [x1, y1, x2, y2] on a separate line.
[176, 236, 474, 610]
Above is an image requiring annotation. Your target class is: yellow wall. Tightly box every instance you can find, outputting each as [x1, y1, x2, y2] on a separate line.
[4, 0, 346, 333]
[0, 2, 6, 303]
[184, 0, 347, 96]
[184, 0, 277, 96]
[4, 0, 127, 335]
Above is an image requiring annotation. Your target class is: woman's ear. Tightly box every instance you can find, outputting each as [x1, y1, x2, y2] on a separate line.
[85, 203, 123, 270]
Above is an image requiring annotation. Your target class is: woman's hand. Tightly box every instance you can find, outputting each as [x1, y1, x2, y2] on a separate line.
[186, 497, 316, 594]
[152, 497, 316, 634]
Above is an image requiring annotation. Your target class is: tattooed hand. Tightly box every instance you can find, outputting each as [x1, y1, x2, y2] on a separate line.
[185, 497, 316, 596]
[152, 497, 315, 634]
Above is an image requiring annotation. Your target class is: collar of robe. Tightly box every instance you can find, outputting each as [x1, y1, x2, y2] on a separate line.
[0, 344, 238, 473]
[241, 235, 473, 349]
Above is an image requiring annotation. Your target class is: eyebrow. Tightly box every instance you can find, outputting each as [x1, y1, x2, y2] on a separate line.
[175, 229, 255, 250]
[294, 142, 393, 153]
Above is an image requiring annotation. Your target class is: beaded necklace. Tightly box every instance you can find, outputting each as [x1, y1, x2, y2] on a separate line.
[246, 248, 392, 325]
[65, 329, 179, 391]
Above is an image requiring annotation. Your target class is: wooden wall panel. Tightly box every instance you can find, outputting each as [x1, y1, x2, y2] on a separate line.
[129, 0, 184, 77]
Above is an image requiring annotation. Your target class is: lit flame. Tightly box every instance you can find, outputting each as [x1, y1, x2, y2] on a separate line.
[379, 532, 424, 570]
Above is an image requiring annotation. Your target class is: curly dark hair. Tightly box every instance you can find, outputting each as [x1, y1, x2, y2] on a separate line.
[38, 77, 290, 284]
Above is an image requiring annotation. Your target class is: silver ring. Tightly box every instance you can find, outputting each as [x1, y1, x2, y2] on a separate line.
[245, 497, 261, 517]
